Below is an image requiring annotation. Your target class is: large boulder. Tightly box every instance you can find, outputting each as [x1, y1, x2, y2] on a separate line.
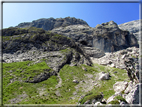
[113, 81, 128, 93]
[97, 72, 110, 80]
[125, 83, 141, 104]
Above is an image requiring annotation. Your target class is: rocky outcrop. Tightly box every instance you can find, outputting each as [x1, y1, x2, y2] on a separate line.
[15, 17, 139, 52]
[97, 72, 110, 80]
[125, 83, 141, 104]
[51, 21, 139, 52]
[78, 92, 104, 104]
[105, 81, 141, 105]
[2, 27, 93, 73]
[124, 57, 139, 83]
[15, 17, 89, 31]
[91, 47, 139, 68]
[2, 27, 75, 53]
[91, 46, 142, 85]
[83, 46, 105, 58]
[118, 19, 142, 41]
[113, 81, 128, 93]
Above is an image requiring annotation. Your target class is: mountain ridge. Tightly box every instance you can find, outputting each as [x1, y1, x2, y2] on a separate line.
[15, 17, 89, 31]
[118, 19, 142, 41]
[14, 17, 139, 52]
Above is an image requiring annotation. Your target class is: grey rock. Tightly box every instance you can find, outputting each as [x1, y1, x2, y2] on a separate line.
[73, 80, 79, 83]
[83, 46, 105, 58]
[120, 101, 127, 106]
[125, 83, 141, 104]
[106, 94, 117, 104]
[25, 70, 56, 83]
[51, 21, 138, 52]
[84, 100, 91, 104]
[82, 66, 87, 71]
[113, 81, 128, 93]
[124, 57, 139, 83]
[97, 72, 110, 80]
[91, 47, 140, 71]
[94, 101, 103, 105]
[10, 18, 139, 52]
[124, 81, 135, 94]
[119, 19, 142, 41]
[15, 17, 89, 31]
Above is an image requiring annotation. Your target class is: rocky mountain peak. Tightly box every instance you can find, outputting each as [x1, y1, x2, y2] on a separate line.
[118, 19, 142, 41]
[51, 20, 138, 52]
[16, 17, 89, 31]
[95, 20, 118, 29]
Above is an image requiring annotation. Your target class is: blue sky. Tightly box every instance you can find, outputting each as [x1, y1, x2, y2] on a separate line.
[3, 2, 140, 28]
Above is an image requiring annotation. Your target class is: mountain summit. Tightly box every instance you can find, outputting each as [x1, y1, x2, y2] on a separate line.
[16, 17, 89, 31]
[118, 19, 142, 41]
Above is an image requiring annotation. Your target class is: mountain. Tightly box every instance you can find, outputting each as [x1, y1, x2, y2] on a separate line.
[118, 19, 142, 41]
[51, 21, 138, 52]
[2, 17, 141, 105]
[15, 17, 89, 31]
[15, 17, 139, 52]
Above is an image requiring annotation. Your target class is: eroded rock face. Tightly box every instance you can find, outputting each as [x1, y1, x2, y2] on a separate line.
[15, 17, 139, 52]
[118, 19, 142, 41]
[83, 46, 105, 58]
[15, 17, 89, 31]
[51, 21, 138, 52]
[124, 57, 139, 83]
[113, 81, 128, 93]
[125, 83, 141, 104]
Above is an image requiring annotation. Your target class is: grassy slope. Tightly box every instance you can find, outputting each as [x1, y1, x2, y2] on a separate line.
[3, 60, 129, 104]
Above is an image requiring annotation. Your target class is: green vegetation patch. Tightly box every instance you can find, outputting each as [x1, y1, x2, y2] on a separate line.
[3, 61, 53, 83]
[108, 100, 120, 104]
[79, 92, 102, 104]
[114, 95, 127, 103]
[3, 61, 58, 104]
[3, 60, 129, 104]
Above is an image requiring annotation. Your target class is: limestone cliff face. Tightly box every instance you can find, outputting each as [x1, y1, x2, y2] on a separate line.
[15, 17, 139, 52]
[15, 17, 89, 31]
[118, 19, 142, 41]
[51, 21, 139, 52]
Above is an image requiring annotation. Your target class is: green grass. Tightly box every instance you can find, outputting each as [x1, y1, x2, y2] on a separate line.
[60, 48, 71, 53]
[3, 60, 129, 104]
[108, 100, 120, 104]
[115, 95, 127, 103]
[3, 61, 56, 104]
[79, 92, 102, 104]
[3, 61, 53, 83]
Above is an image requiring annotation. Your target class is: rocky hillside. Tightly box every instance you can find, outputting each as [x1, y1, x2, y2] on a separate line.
[118, 19, 142, 41]
[2, 17, 141, 106]
[16, 17, 139, 52]
[2, 27, 94, 72]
